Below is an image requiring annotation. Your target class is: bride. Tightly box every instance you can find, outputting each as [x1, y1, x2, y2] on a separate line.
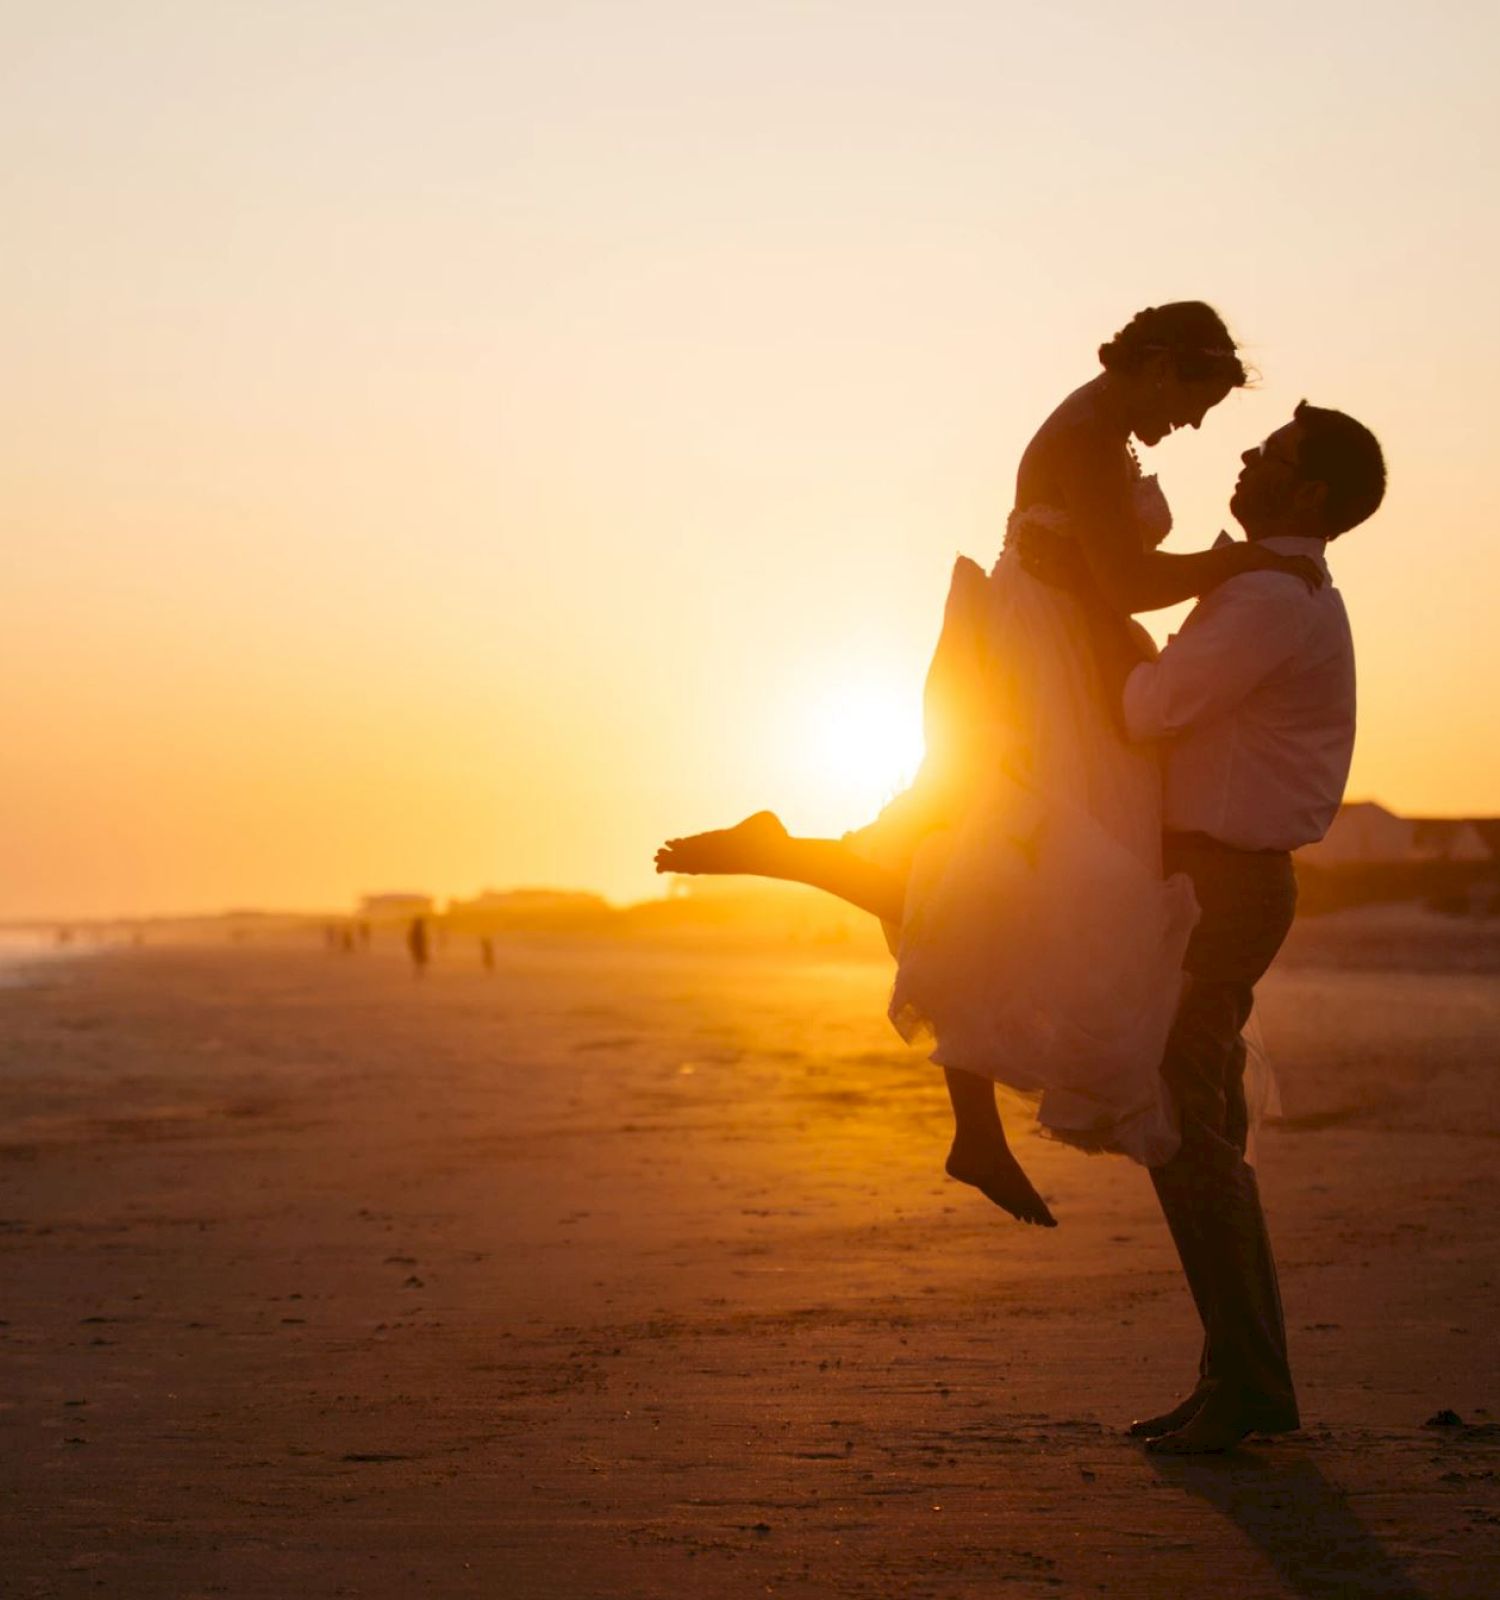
[654, 302, 1320, 1227]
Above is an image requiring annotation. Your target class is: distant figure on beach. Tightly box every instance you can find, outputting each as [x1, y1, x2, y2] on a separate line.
[480, 936, 496, 973]
[358, 921, 372, 950]
[659, 303, 1320, 1227]
[407, 916, 430, 976]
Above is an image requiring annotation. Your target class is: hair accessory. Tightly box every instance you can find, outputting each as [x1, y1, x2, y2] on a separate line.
[1142, 342, 1237, 358]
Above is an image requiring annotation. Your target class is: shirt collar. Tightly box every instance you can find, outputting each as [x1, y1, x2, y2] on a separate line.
[1259, 534, 1331, 575]
[1214, 530, 1331, 575]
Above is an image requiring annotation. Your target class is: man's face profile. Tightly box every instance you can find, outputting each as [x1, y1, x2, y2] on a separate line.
[1231, 420, 1307, 530]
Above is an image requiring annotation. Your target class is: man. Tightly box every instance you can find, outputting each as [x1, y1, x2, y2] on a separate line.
[1114, 401, 1387, 1452]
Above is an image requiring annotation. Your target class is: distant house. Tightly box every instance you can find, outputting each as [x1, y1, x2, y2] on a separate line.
[1411, 818, 1492, 863]
[358, 893, 435, 919]
[1300, 801, 1497, 866]
[1300, 802, 1413, 866]
[446, 889, 608, 916]
[444, 889, 613, 932]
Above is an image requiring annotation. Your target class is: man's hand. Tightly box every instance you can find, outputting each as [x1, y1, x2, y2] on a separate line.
[1012, 522, 1088, 591]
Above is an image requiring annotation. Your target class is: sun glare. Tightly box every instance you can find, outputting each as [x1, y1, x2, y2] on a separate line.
[796, 673, 925, 829]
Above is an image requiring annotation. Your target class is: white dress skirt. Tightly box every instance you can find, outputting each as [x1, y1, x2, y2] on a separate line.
[845, 495, 1199, 1168]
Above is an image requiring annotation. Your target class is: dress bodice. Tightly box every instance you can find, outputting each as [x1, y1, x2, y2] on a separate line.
[1132, 472, 1173, 549]
[1004, 455, 1173, 563]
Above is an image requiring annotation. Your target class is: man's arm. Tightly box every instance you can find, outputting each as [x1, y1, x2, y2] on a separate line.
[1122, 575, 1315, 742]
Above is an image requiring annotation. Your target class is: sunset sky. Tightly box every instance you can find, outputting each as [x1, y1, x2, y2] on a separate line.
[5, 2, 1497, 918]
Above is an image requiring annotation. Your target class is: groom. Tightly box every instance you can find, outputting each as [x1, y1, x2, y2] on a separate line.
[1097, 401, 1386, 1452]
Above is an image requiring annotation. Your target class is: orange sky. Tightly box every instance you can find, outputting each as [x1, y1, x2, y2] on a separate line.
[4, 2, 1498, 917]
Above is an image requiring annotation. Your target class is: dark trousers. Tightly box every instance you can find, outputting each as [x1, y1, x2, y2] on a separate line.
[1149, 833, 1300, 1426]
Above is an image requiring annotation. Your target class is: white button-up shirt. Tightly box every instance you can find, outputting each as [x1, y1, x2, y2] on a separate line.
[1122, 535, 1356, 851]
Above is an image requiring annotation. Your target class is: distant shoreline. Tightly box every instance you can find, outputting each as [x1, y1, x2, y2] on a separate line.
[0, 933, 94, 987]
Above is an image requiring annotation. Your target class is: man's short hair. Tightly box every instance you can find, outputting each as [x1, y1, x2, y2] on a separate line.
[1293, 400, 1386, 537]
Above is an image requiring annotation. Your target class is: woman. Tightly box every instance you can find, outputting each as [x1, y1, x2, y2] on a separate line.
[655, 303, 1318, 1227]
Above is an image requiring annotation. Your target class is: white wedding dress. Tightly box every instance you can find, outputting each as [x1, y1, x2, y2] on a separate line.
[846, 474, 1198, 1167]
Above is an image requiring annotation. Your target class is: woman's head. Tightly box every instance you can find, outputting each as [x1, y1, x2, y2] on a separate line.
[1099, 301, 1248, 446]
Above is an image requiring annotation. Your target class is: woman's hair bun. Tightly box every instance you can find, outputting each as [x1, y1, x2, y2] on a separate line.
[1098, 302, 1247, 386]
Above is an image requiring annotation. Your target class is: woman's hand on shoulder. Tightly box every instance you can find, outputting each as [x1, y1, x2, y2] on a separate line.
[1238, 541, 1325, 593]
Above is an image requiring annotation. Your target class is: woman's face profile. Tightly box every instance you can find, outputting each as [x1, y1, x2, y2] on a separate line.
[1135, 370, 1235, 447]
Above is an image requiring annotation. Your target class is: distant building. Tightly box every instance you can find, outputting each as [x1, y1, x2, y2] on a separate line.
[1300, 802, 1413, 866]
[1301, 801, 1497, 866]
[446, 889, 607, 917]
[358, 893, 435, 919]
[444, 889, 613, 933]
[1411, 818, 1492, 863]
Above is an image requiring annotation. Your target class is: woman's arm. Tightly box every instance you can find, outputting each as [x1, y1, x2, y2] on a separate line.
[1057, 420, 1319, 614]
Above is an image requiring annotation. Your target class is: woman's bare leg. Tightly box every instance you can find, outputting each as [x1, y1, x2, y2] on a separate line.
[942, 1067, 1057, 1226]
[654, 811, 903, 922]
[655, 811, 1056, 1226]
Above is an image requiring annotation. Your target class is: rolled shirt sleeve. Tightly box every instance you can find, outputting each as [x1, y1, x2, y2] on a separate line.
[1123, 574, 1316, 742]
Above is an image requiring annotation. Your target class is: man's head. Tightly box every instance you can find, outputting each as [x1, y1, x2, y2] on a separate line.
[1231, 401, 1386, 541]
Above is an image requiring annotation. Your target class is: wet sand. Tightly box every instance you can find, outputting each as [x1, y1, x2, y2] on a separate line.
[2, 909, 1497, 1597]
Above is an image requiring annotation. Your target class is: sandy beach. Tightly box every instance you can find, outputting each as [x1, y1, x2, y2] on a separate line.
[2, 909, 1497, 1598]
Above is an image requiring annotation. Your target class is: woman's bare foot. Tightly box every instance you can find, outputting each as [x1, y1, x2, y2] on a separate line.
[941, 1068, 1056, 1227]
[945, 1134, 1057, 1227]
[655, 811, 791, 876]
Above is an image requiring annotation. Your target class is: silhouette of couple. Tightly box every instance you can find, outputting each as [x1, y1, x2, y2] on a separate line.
[656, 302, 1387, 1453]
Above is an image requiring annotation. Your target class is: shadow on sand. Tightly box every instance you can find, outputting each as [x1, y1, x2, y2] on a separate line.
[1150, 1445, 1429, 1599]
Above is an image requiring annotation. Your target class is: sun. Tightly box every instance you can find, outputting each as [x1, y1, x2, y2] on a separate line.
[795, 670, 925, 829]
